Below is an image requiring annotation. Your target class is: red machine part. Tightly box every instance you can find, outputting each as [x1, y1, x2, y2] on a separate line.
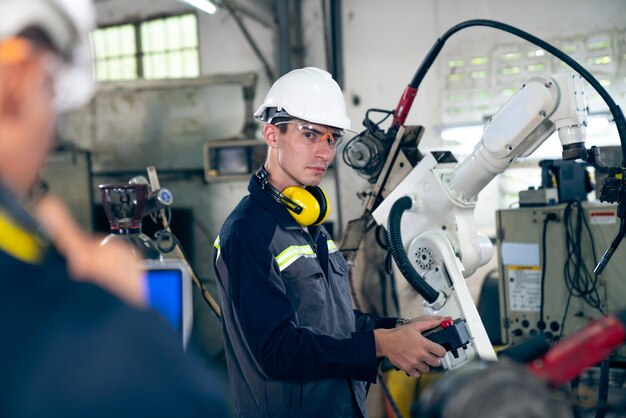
[391, 85, 418, 129]
[528, 313, 626, 387]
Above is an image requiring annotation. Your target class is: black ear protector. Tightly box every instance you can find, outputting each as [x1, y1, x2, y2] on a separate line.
[254, 167, 329, 226]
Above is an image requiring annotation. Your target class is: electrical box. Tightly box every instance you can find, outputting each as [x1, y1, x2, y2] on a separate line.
[203, 139, 266, 182]
[496, 202, 626, 362]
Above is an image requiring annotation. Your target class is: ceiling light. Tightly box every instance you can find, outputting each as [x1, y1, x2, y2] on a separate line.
[179, 0, 217, 15]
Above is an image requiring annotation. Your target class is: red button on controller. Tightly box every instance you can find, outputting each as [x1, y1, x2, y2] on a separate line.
[440, 318, 454, 328]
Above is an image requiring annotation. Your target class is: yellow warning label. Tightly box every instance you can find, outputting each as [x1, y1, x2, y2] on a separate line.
[507, 265, 541, 271]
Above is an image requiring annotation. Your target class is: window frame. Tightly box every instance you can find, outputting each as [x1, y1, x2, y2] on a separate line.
[91, 12, 201, 82]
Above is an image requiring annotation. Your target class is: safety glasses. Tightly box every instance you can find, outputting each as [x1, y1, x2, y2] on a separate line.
[274, 119, 345, 149]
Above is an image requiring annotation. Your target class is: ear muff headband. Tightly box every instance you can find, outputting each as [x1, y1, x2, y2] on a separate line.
[255, 167, 304, 214]
[255, 167, 330, 226]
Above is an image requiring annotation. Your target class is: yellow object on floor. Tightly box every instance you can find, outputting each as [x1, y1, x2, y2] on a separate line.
[383, 369, 446, 418]
[383, 369, 416, 418]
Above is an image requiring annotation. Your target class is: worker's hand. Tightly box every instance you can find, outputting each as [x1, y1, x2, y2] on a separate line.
[374, 315, 448, 379]
[35, 194, 146, 307]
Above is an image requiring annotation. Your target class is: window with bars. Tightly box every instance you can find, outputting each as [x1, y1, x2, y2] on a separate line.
[91, 13, 199, 82]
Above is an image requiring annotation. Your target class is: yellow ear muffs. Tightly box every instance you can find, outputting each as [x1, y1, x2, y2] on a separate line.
[281, 186, 330, 226]
[305, 186, 329, 226]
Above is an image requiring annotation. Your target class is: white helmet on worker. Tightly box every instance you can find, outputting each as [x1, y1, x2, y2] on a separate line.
[254, 66, 354, 132]
[0, 0, 96, 112]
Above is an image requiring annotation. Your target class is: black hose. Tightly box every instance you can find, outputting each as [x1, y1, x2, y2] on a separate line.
[595, 217, 626, 274]
[377, 368, 404, 418]
[387, 196, 440, 304]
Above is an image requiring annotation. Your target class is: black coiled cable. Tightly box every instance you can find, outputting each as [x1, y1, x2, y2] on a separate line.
[563, 200, 604, 314]
[387, 196, 440, 304]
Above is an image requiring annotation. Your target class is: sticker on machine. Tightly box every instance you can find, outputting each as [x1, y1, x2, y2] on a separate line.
[589, 210, 616, 225]
[507, 266, 541, 312]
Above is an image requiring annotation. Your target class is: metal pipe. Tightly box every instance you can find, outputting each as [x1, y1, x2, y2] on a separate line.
[275, 0, 291, 77]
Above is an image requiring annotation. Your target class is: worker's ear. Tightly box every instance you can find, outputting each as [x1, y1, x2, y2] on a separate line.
[0, 38, 44, 121]
[263, 123, 280, 149]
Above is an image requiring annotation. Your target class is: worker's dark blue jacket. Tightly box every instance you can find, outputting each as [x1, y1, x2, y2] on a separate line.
[0, 186, 230, 418]
[214, 174, 397, 418]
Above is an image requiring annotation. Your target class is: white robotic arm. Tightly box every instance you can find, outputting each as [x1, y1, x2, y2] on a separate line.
[448, 73, 587, 201]
[371, 72, 587, 369]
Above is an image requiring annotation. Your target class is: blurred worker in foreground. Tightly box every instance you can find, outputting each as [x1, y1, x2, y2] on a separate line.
[214, 67, 447, 417]
[0, 0, 229, 416]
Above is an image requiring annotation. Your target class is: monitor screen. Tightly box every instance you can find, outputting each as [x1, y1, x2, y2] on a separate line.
[143, 259, 193, 348]
[146, 269, 183, 332]
[203, 140, 267, 181]
[211, 147, 250, 175]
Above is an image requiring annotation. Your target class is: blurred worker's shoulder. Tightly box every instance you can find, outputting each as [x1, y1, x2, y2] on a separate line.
[0, 248, 230, 417]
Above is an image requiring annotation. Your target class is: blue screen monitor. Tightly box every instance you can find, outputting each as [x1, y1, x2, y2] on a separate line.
[144, 259, 193, 348]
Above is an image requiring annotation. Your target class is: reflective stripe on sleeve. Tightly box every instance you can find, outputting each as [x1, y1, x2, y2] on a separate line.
[214, 236, 221, 258]
[275, 244, 316, 272]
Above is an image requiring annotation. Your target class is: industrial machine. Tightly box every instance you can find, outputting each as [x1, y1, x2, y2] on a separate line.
[416, 308, 626, 417]
[372, 70, 588, 369]
[99, 180, 173, 260]
[344, 69, 593, 369]
[496, 202, 626, 362]
[99, 167, 222, 347]
[99, 173, 195, 347]
[340, 18, 626, 416]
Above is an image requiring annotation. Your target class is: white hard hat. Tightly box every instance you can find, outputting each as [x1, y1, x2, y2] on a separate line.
[0, 0, 96, 112]
[254, 67, 354, 131]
